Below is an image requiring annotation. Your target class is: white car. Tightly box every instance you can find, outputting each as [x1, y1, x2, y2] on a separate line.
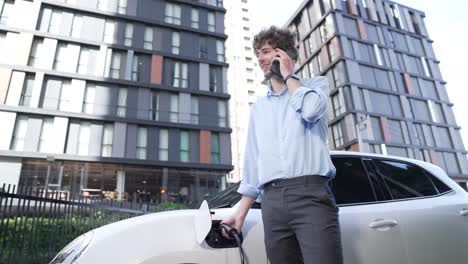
[50, 151, 468, 264]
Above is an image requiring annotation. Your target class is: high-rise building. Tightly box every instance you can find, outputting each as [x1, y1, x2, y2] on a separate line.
[224, 0, 265, 183]
[0, 0, 232, 204]
[286, 0, 468, 183]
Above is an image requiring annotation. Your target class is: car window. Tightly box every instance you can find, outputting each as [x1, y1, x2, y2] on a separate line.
[372, 159, 438, 199]
[208, 182, 242, 208]
[330, 157, 377, 205]
[427, 171, 452, 194]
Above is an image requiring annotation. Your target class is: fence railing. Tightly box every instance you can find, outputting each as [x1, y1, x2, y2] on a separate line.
[0, 183, 182, 264]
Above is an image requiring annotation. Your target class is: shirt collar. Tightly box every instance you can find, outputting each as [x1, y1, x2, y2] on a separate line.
[267, 86, 288, 97]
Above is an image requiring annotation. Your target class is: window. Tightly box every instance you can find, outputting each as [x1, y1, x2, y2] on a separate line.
[117, 0, 127, 14]
[38, 118, 54, 152]
[159, 129, 168, 161]
[53, 43, 71, 72]
[170, 94, 179, 122]
[330, 157, 377, 205]
[332, 123, 344, 148]
[331, 92, 344, 117]
[10, 116, 28, 151]
[71, 15, 83, 38]
[207, 12, 215, 32]
[116, 88, 127, 117]
[58, 81, 73, 111]
[180, 130, 189, 162]
[173, 62, 188, 88]
[101, 124, 113, 157]
[191, 9, 199, 29]
[216, 0, 223, 7]
[436, 126, 452, 148]
[109, 51, 122, 79]
[150, 91, 159, 121]
[373, 44, 383, 66]
[218, 101, 227, 127]
[420, 57, 431, 77]
[373, 159, 438, 200]
[169, 32, 180, 55]
[19, 75, 34, 107]
[410, 99, 431, 121]
[390, 5, 404, 30]
[144, 27, 153, 50]
[211, 133, 220, 163]
[28, 39, 47, 68]
[47, 10, 62, 34]
[82, 84, 95, 114]
[199, 37, 208, 59]
[131, 54, 142, 81]
[136, 127, 147, 160]
[77, 122, 91, 155]
[103, 20, 116, 44]
[124, 23, 133, 47]
[77, 47, 90, 74]
[216, 40, 225, 62]
[209, 66, 222, 92]
[0, 0, 14, 26]
[191, 96, 198, 124]
[165, 3, 181, 25]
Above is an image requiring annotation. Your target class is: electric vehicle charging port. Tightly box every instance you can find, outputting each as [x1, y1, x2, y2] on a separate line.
[205, 220, 243, 248]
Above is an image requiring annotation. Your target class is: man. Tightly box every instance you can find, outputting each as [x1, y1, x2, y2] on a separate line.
[221, 26, 343, 264]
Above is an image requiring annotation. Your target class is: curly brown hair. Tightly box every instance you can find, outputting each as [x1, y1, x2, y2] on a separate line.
[252, 26, 298, 61]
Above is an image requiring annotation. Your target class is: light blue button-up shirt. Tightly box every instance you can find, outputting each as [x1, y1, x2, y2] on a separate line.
[237, 76, 336, 200]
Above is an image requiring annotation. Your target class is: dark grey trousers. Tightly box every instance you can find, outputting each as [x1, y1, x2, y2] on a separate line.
[261, 175, 343, 264]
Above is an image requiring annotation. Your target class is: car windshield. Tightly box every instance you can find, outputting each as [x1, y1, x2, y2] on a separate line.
[208, 182, 242, 209]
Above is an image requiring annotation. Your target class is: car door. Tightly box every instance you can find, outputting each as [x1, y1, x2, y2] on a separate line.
[370, 158, 468, 264]
[331, 156, 409, 264]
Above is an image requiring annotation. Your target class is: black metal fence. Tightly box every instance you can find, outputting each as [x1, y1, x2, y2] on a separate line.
[0, 183, 182, 264]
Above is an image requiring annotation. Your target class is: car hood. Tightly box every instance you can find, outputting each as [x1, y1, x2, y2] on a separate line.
[75, 201, 227, 264]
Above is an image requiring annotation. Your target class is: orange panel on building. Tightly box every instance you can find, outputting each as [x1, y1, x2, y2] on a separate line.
[347, 0, 359, 16]
[299, 41, 307, 64]
[151, 55, 163, 85]
[200, 130, 211, 163]
[321, 46, 330, 67]
[379, 117, 390, 142]
[357, 19, 367, 41]
[331, 37, 341, 60]
[429, 150, 438, 165]
[402, 73, 413, 95]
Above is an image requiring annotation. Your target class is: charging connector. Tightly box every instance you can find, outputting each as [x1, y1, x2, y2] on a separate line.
[219, 224, 247, 264]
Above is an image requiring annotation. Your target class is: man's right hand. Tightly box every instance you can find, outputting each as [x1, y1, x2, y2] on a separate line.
[220, 196, 255, 239]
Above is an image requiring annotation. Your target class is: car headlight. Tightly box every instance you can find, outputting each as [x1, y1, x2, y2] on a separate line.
[49, 232, 93, 264]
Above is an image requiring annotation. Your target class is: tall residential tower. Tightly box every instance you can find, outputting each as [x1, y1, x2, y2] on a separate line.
[286, 0, 468, 183]
[0, 0, 232, 204]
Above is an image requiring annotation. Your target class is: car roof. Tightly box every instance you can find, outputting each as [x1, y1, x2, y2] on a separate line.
[329, 150, 444, 175]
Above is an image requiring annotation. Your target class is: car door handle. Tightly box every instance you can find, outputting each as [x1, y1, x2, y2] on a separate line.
[369, 219, 398, 230]
[460, 209, 468, 216]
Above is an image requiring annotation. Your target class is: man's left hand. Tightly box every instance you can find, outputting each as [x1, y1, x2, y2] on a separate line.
[272, 48, 295, 79]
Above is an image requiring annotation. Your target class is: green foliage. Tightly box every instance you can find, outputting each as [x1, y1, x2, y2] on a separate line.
[154, 202, 188, 211]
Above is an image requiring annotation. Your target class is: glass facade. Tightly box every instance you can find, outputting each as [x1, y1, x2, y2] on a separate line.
[286, 0, 468, 179]
[0, 0, 232, 203]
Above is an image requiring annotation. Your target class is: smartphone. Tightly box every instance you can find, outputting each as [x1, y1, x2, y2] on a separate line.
[269, 48, 297, 79]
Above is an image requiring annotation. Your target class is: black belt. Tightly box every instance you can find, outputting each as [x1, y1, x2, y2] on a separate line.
[264, 175, 329, 191]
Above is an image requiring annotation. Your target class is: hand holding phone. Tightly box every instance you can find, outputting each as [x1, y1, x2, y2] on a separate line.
[269, 48, 297, 80]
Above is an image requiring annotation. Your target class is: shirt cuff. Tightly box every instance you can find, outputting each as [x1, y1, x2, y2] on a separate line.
[290, 86, 314, 113]
[237, 182, 260, 199]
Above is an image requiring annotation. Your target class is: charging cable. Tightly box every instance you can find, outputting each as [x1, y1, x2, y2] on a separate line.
[219, 224, 247, 264]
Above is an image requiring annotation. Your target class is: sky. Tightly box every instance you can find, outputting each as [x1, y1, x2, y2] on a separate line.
[250, 0, 468, 148]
